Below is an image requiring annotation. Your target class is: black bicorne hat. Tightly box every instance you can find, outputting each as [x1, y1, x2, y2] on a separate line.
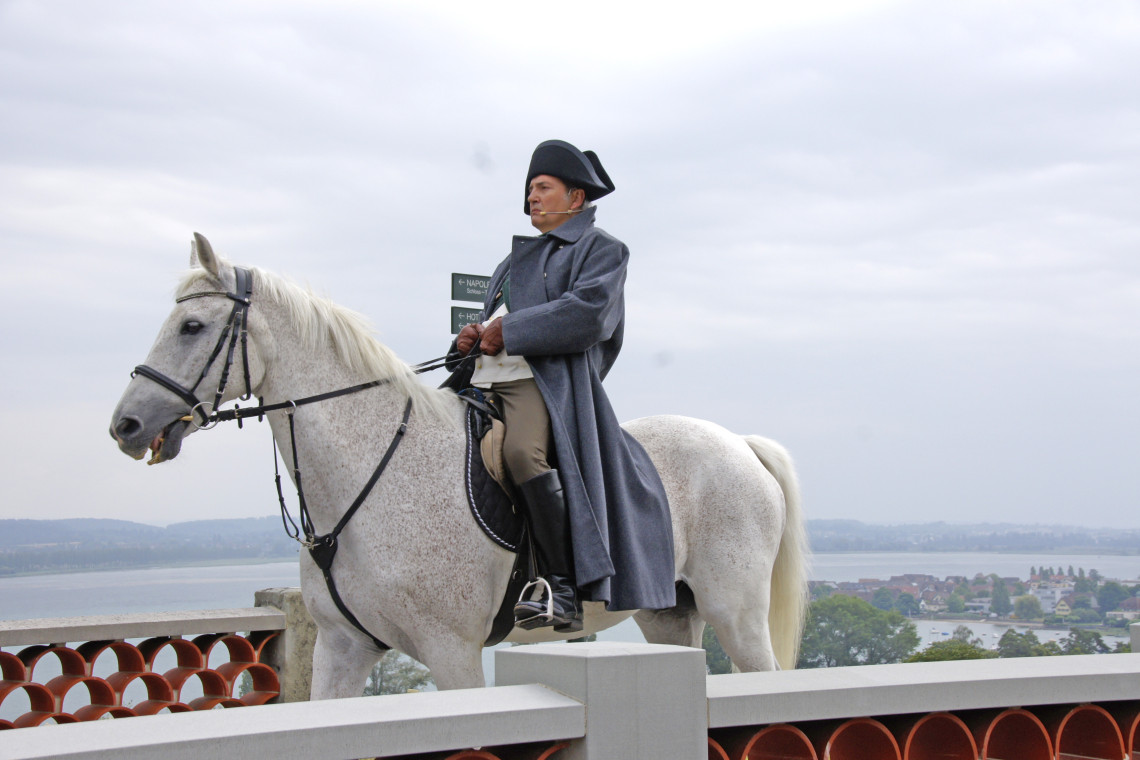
[524, 139, 615, 214]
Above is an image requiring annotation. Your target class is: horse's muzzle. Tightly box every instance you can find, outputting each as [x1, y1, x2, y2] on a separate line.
[111, 415, 143, 442]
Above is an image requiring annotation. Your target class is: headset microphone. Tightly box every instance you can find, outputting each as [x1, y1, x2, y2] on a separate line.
[537, 209, 581, 216]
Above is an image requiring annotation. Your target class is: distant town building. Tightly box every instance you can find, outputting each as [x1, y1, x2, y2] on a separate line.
[1029, 582, 1074, 614]
[1106, 597, 1140, 622]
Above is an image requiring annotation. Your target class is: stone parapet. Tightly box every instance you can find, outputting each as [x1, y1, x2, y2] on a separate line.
[0, 683, 583, 760]
[707, 652, 1140, 728]
[0, 608, 284, 648]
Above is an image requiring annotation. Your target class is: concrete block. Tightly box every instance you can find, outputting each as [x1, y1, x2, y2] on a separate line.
[255, 587, 315, 703]
[496, 641, 707, 760]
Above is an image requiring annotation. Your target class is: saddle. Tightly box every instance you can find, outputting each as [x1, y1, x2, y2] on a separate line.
[458, 393, 530, 646]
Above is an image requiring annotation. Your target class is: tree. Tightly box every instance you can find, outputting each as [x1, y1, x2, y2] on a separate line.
[363, 651, 435, 695]
[991, 583, 1012, 616]
[951, 625, 982, 647]
[811, 584, 833, 600]
[798, 595, 920, 668]
[947, 594, 966, 614]
[703, 625, 732, 674]
[1014, 595, 1043, 620]
[907, 639, 996, 662]
[996, 629, 1053, 658]
[1098, 581, 1130, 613]
[1069, 607, 1102, 623]
[894, 592, 920, 617]
[872, 587, 895, 611]
[1061, 628, 1110, 655]
[1029, 565, 1037, 578]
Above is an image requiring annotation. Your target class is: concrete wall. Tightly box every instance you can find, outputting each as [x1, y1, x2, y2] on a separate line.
[6, 641, 1140, 760]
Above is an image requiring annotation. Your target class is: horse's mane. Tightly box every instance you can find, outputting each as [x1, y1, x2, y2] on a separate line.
[176, 264, 457, 426]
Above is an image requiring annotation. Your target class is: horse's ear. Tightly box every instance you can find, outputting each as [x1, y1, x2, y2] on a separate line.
[191, 232, 221, 278]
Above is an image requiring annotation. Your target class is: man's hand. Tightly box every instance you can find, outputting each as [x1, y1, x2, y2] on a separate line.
[480, 318, 504, 356]
[456, 323, 484, 354]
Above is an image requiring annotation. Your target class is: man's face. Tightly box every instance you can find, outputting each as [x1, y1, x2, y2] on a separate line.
[528, 174, 583, 233]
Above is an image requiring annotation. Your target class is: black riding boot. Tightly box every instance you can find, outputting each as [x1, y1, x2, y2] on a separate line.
[513, 470, 583, 633]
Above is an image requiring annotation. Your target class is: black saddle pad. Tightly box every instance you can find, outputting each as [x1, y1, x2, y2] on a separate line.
[464, 405, 524, 551]
[462, 404, 528, 646]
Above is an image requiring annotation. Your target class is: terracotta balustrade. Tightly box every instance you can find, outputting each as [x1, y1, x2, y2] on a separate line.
[0, 609, 284, 729]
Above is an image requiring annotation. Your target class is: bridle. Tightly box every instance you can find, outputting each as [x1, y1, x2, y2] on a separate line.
[131, 266, 461, 429]
[131, 267, 255, 428]
[128, 265, 483, 651]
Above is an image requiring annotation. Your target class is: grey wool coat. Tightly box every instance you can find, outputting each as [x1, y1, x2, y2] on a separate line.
[482, 207, 676, 612]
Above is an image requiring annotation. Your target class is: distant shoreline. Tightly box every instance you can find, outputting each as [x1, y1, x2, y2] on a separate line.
[916, 616, 1131, 638]
[810, 549, 1140, 556]
[922, 616, 1048, 629]
[5, 546, 1140, 579]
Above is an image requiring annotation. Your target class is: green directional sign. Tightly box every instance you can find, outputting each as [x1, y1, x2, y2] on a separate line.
[451, 306, 483, 335]
[451, 273, 491, 303]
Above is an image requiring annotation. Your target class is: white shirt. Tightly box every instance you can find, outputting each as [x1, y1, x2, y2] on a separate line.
[471, 302, 534, 388]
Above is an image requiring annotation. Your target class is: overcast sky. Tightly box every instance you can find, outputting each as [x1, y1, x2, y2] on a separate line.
[1, 0, 1137, 529]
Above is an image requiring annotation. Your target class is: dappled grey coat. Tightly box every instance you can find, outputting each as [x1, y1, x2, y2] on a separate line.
[485, 207, 676, 611]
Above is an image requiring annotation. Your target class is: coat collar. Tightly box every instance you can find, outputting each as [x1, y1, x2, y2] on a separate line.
[543, 206, 596, 244]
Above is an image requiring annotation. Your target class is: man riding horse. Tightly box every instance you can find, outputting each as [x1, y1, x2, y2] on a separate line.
[453, 139, 676, 631]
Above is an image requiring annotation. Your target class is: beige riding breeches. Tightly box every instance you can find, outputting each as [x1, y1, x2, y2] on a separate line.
[484, 378, 553, 486]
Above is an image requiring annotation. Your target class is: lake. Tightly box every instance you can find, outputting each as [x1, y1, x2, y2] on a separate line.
[6, 551, 1139, 623]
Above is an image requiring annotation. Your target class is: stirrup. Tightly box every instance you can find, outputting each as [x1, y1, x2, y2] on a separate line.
[514, 577, 555, 630]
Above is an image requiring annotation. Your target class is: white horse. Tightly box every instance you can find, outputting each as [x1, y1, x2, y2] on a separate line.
[109, 234, 809, 695]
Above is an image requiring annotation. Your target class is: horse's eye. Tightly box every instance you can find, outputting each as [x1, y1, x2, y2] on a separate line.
[181, 320, 203, 335]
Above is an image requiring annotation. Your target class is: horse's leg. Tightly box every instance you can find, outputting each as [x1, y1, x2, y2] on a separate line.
[413, 631, 485, 690]
[679, 461, 783, 672]
[688, 559, 781, 672]
[310, 627, 385, 700]
[634, 582, 705, 648]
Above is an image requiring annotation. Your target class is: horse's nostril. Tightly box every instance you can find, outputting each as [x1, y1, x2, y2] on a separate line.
[114, 416, 143, 439]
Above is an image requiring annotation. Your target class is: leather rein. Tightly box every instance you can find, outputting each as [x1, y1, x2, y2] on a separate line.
[130, 267, 477, 652]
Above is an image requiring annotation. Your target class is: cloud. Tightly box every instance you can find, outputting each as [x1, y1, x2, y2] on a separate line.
[1, 0, 1138, 527]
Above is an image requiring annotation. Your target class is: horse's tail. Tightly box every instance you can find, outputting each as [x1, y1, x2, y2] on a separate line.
[742, 435, 810, 670]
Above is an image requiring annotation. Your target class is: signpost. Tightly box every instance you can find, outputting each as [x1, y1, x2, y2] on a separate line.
[450, 273, 490, 334]
[450, 306, 484, 335]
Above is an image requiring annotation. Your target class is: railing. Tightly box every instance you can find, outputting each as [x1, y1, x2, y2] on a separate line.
[0, 608, 285, 728]
[4, 593, 1140, 760]
[705, 653, 1140, 759]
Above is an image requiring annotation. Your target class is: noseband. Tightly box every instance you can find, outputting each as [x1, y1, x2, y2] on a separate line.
[131, 267, 254, 427]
